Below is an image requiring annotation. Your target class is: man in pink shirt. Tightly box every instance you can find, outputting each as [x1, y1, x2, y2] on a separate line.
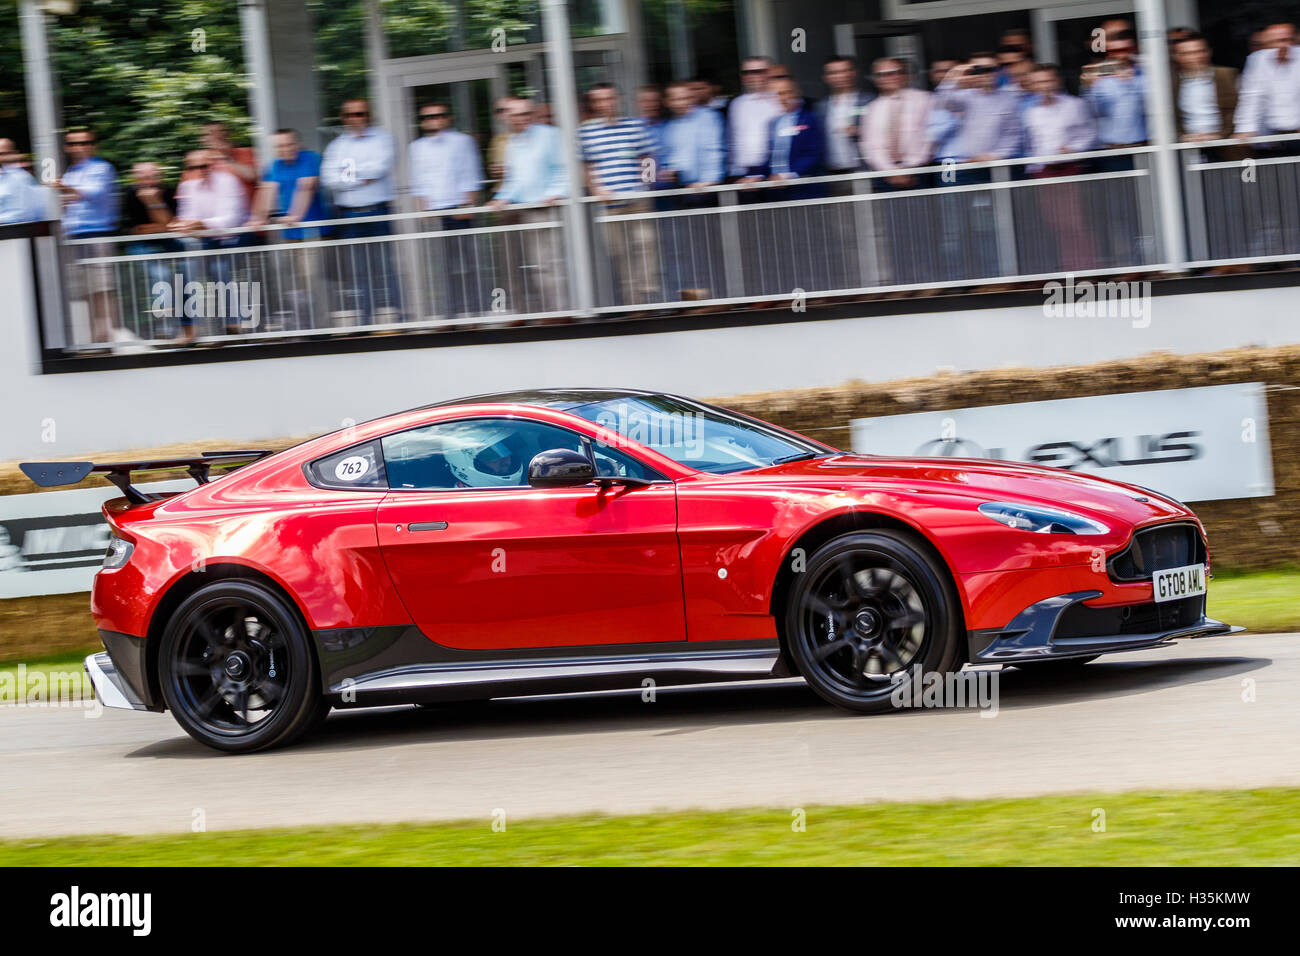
[172, 149, 249, 235]
[171, 149, 252, 336]
[859, 57, 936, 288]
[860, 57, 933, 189]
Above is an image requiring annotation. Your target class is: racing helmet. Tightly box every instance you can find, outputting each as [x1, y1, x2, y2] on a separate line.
[443, 426, 526, 487]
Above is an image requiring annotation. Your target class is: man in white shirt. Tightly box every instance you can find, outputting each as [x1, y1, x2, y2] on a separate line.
[1023, 65, 1097, 271]
[321, 98, 402, 323]
[1172, 33, 1239, 144]
[1235, 22, 1300, 153]
[728, 56, 783, 180]
[409, 102, 484, 318]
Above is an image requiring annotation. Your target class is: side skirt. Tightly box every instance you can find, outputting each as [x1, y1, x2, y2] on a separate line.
[313, 626, 783, 707]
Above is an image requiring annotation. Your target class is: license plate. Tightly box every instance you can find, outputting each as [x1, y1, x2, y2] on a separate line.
[1152, 564, 1208, 603]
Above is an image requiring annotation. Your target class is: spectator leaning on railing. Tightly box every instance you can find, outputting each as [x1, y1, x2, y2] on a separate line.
[659, 79, 725, 302]
[1023, 64, 1097, 272]
[487, 98, 568, 315]
[0, 138, 48, 225]
[320, 97, 403, 324]
[409, 102, 484, 319]
[728, 56, 782, 181]
[860, 57, 933, 190]
[817, 55, 872, 175]
[738, 76, 825, 197]
[121, 161, 189, 344]
[250, 128, 326, 239]
[1171, 32, 1241, 148]
[171, 148, 251, 335]
[580, 82, 658, 308]
[1234, 22, 1300, 155]
[58, 126, 123, 345]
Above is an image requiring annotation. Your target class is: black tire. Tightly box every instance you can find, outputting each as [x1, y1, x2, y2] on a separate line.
[1013, 655, 1099, 673]
[783, 530, 964, 714]
[158, 580, 321, 754]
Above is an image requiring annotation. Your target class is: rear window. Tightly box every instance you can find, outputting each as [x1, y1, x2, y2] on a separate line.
[307, 440, 387, 490]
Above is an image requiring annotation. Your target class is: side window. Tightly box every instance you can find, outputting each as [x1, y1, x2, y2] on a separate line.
[381, 419, 663, 490]
[308, 440, 387, 490]
[589, 439, 662, 482]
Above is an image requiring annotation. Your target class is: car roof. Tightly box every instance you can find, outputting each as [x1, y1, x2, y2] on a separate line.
[423, 388, 664, 412]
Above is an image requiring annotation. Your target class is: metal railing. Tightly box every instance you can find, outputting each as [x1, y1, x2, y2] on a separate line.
[1177, 132, 1300, 267]
[585, 146, 1159, 311]
[48, 139, 1296, 352]
[58, 201, 570, 349]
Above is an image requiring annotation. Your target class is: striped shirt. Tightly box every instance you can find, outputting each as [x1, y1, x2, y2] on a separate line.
[579, 117, 652, 195]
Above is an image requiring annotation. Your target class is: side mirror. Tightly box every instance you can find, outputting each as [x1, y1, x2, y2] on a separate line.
[528, 448, 597, 488]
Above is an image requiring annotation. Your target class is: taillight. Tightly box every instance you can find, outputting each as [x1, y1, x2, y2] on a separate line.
[102, 535, 134, 570]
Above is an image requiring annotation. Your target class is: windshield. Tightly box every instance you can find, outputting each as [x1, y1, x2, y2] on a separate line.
[568, 395, 829, 474]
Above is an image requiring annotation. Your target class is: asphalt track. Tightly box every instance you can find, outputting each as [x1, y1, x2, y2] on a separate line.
[2, 632, 1298, 838]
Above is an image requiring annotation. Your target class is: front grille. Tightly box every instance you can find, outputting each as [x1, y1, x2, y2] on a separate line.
[1108, 522, 1207, 583]
[1054, 594, 1206, 639]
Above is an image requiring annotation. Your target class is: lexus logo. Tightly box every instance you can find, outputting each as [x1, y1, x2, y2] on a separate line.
[914, 438, 994, 459]
[916, 432, 1203, 471]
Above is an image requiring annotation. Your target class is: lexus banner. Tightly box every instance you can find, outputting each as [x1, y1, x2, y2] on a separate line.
[850, 383, 1273, 503]
[0, 481, 188, 600]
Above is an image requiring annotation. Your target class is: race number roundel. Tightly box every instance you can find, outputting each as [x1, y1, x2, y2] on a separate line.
[335, 455, 370, 482]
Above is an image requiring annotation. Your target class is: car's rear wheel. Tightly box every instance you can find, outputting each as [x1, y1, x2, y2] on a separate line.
[159, 580, 320, 754]
[784, 530, 964, 713]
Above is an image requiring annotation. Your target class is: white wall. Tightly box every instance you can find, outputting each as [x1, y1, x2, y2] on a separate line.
[4, 235, 1299, 460]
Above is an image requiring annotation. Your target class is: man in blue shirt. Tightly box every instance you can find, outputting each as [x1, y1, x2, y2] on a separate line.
[254, 129, 326, 239]
[656, 81, 725, 304]
[58, 127, 121, 343]
[248, 129, 328, 332]
[0, 139, 48, 224]
[1082, 29, 1147, 170]
[488, 99, 568, 314]
[580, 82, 658, 307]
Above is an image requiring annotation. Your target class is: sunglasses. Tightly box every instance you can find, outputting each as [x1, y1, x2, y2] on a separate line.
[741, 68, 768, 75]
[343, 110, 369, 117]
[186, 163, 211, 170]
[421, 113, 449, 120]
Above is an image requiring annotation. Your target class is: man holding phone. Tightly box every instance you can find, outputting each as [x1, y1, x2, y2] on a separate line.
[1082, 28, 1146, 169]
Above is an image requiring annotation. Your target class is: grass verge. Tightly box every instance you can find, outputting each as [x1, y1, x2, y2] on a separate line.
[2, 788, 1298, 866]
[1208, 568, 1300, 634]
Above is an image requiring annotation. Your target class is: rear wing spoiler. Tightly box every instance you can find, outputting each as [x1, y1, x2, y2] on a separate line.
[19, 449, 275, 505]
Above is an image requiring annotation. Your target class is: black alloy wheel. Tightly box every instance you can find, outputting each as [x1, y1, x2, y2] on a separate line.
[159, 580, 323, 753]
[784, 530, 964, 713]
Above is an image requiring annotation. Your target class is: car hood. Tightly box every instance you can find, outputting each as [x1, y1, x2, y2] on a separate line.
[729, 454, 1193, 526]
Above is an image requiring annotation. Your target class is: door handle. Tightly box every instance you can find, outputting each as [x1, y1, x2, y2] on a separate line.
[407, 521, 448, 532]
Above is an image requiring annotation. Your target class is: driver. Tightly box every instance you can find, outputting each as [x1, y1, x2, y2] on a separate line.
[444, 427, 525, 487]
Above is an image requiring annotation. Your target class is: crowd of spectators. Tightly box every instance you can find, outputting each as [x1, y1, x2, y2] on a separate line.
[1, 17, 1298, 342]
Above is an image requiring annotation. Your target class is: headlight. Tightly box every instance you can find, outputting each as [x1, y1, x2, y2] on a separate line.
[102, 535, 134, 569]
[978, 502, 1109, 536]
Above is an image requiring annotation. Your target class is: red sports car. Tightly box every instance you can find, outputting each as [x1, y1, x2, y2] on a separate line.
[23, 389, 1240, 753]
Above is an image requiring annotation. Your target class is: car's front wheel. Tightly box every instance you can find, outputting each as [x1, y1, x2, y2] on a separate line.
[159, 580, 321, 754]
[783, 530, 964, 713]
